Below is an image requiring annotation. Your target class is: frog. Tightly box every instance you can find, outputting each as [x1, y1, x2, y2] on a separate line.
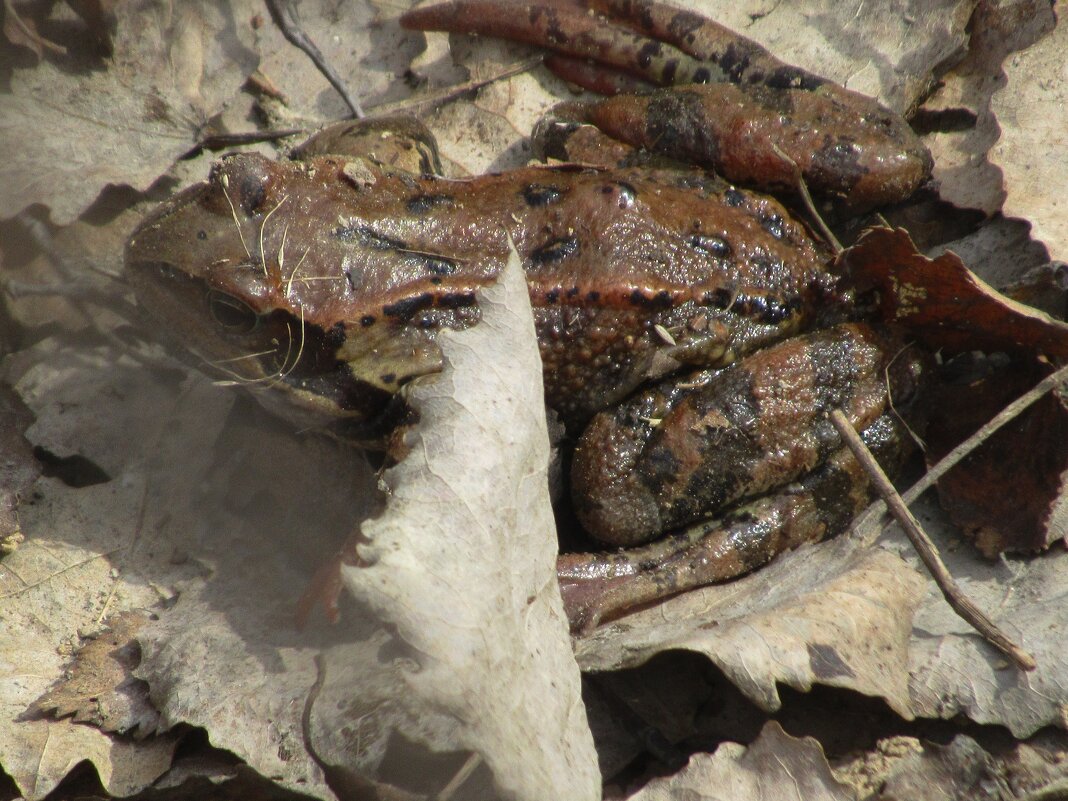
[124, 0, 932, 630]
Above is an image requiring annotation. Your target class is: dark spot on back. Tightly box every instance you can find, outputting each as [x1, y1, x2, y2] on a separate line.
[380, 372, 397, 385]
[690, 234, 732, 258]
[406, 193, 454, 214]
[766, 66, 825, 91]
[692, 66, 712, 84]
[809, 137, 866, 194]
[437, 292, 476, 309]
[706, 287, 734, 309]
[636, 40, 662, 68]
[646, 90, 721, 169]
[723, 188, 745, 206]
[522, 183, 565, 206]
[531, 236, 580, 265]
[383, 293, 434, 320]
[197, 230, 207, 240]
[360, 315, 376, 327]
[333, 224, 409, 251]
[629, 289, 673, 310]
[760, 212, 785, 239]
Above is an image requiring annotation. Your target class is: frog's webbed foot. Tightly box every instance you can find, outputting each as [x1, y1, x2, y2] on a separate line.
[559, 413, 915, 632]
[401, 0, 933, 212]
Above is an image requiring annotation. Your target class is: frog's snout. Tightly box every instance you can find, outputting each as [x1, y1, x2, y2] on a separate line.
[204, 153, 281, 218]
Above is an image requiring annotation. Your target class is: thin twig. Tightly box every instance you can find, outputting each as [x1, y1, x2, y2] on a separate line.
[830, 409, 1036, 672]
[768, 142, 843, 253]
[265, 0, 364, 118]
[435, 753, 482, 801]
[367, 56, 545, 117]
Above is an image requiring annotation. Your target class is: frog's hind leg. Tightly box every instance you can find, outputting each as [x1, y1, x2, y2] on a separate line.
[560, 414, 913, 632]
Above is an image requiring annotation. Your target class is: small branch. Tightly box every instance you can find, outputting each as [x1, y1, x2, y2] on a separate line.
[368, 56, 545, 117]
[769, 142, 842, 253]
[265, 0, 364, 118]
[435, 753, 482, 801]
[830, 409, 1036, 672]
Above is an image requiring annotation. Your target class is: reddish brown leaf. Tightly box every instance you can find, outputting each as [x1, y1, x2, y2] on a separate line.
[840, 227, 1068, 556]
[838, 227, 1068, 360]
[925, 359, 1068, 556]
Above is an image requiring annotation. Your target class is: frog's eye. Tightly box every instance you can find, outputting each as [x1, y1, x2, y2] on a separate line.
[207, 290, 259, 333]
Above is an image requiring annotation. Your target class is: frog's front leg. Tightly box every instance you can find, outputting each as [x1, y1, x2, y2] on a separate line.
[402, 0, 933, 212]
[559, 414, 913, 630]
[570, 320, 926, 548]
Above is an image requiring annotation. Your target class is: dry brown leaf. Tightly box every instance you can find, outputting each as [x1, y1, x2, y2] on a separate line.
[2, 0, 67, 58]
[0, 0, 260, 224]
[630, 721, 853, 801]
[26, 610, 159, 737]
[840, 227, 1068, 359]
[990, 16, 1068, 263]
[898, 496, 1068, 738]
[253, 0, 425, 126]
[872, 733, 1068, 801]
[0, 347, 200, 799]
[924, 360, 1068, 556]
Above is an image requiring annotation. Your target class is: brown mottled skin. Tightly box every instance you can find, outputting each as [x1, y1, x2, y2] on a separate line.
[571, 323, 927, 546]
[127, 1, 935, 628]
[560, 414, 915, 629]
[401, 0, 933, 212]
[126, 149, 837, 431]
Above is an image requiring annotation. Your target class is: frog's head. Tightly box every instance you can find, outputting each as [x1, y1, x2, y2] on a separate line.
[125, 152, 441, 439]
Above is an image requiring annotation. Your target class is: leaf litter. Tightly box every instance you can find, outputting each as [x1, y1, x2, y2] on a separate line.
[1, 0, 1067, 799]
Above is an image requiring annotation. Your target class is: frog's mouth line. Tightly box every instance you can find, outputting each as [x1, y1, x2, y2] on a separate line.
[126, 259, 399, 434]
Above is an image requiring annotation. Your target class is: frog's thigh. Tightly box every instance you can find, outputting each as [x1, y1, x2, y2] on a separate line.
[572, 323, 894, 546]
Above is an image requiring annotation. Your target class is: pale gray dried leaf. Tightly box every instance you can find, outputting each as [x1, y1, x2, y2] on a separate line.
[0, 345, 199, 800]
[342, 251, 600, 801]
[0, 0, 259, 224]
[892, 497, 1068, 738]
[919, 0, 1055, 216]
[0, 382, 38, 548]
[630, 721, 853, 801]
[576, 532, 925, 719]
[253, 0, 425, 125]
[990, 17, 1068, 262]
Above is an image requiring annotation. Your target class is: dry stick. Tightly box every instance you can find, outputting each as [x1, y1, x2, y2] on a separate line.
[829, 410, 1037, 672]
[770, 142, 843, 253]
[266, 0, 365, 118]
[435, 753, 483, 801]
[367, 56, 545, 117]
